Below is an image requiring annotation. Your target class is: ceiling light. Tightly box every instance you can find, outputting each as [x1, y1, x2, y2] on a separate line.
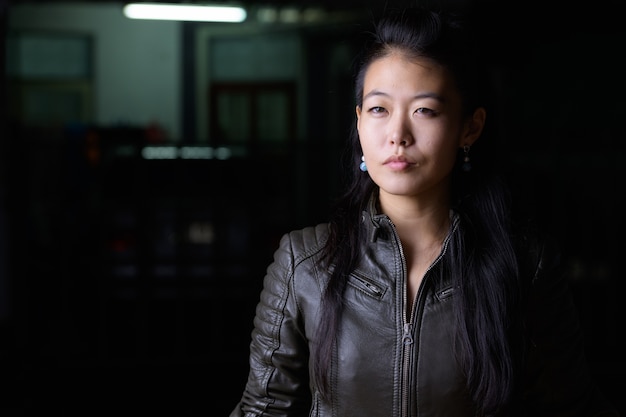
[123, 3, 247, 22]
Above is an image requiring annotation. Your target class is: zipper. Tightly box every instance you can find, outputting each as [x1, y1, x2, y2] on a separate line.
[383, 217, 412, 417]
[401, 322, 414, 417]
[383, 215, 457, 417]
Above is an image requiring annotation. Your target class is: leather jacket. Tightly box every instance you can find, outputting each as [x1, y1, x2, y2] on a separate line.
[230, 202, 618, 417]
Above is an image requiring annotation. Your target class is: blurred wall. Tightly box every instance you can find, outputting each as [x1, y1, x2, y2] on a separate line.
[8, 2, 182, 139]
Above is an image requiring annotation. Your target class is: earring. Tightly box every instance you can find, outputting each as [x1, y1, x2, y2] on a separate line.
[462, 145, 471, 172]
[359, 155, 368, 172]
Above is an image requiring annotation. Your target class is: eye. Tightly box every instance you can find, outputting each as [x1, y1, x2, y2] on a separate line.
[415, 107, 438, 116]
[368, 106, 387, 114]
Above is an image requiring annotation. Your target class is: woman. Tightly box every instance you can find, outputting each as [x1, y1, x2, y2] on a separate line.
[229, 6, 619, 417]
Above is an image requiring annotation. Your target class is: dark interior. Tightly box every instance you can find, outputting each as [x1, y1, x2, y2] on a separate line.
[1, 1, 625, 415]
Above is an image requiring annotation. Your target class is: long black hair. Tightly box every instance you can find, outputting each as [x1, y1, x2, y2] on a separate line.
[313, 7, 522, 416]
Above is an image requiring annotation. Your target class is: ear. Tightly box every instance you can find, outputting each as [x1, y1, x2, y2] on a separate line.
[355, 105, 362, 129]
[460, 107, 486, 147]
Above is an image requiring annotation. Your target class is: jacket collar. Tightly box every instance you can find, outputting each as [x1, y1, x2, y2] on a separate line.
[361, 191, 460, 244]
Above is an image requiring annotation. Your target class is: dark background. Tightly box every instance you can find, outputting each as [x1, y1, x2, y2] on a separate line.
[1, 0, 625, 416]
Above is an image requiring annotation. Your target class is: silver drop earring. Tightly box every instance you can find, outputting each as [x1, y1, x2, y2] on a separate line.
[462, 145, 471, 172]
[359, 155, 368, 172]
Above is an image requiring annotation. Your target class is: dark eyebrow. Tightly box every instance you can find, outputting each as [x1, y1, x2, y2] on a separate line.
[362, 89, 446, 103]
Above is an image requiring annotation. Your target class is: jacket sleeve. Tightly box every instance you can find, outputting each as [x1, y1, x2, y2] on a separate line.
[229, 232, 313, 417]
[520, 237, 620, 416]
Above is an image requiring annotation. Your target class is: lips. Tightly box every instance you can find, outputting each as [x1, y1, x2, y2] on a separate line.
[383, 155, 419, 170]
[383, 155, 413, 164]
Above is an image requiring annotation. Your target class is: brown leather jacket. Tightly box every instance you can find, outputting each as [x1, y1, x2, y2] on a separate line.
[230, 206, 618, 416]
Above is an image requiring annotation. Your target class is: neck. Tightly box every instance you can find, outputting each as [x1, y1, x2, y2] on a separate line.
[378, 191, 451, 251]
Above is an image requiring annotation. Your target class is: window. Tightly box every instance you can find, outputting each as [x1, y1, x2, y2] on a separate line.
[209, 82, 295, 148]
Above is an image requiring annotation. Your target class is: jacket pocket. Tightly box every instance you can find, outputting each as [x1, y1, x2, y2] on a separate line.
[347, 272, 386, 301]
[435, 285, 457, 301]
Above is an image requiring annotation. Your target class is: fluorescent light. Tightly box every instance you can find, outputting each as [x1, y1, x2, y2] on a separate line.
[123, 3, 247, 22]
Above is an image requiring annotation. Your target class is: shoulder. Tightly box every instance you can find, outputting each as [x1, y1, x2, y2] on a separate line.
[273, 223, 331, 268]
[264, 223, 331, 303]
[284, 222, 330, 245]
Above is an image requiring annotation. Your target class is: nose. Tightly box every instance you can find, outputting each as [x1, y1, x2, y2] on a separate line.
[388, 114, 413, 147]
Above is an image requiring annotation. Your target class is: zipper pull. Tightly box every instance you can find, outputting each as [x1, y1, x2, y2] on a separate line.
[402, 323, 414, 346]
[365, 282, 381, 296]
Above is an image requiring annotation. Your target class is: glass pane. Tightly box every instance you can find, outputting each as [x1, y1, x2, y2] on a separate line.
[256, 91, 289, 142]
[8, 33, 92, 79]
[216, 92, 250, 143]
[20, 83, 91, 125]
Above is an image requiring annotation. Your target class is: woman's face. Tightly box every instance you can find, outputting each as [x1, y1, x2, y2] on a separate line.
[356, 52, 484, 205]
